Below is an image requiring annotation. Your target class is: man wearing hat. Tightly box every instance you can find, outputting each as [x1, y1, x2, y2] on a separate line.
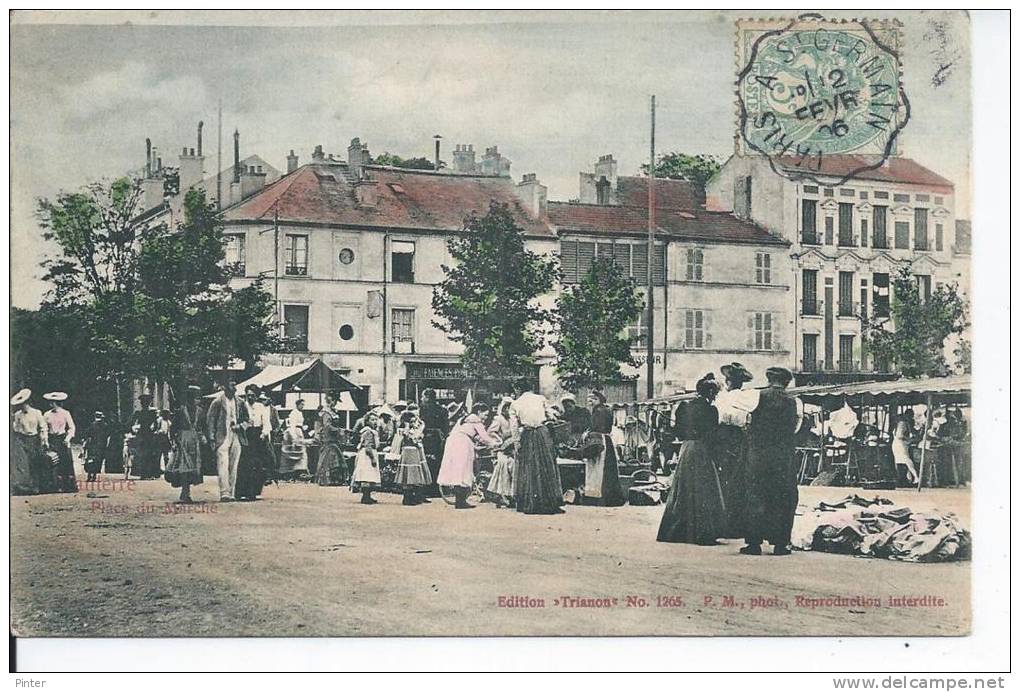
[81, 411, 112, 483]
[11, 388, 47, 494]
[206, 380, 246, 501]
[418, 389, 450, 493]
[741, 366, 800, 556]
[43, 392, 78, 493]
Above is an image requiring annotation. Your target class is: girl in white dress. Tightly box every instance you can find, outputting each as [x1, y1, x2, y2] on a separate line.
[351, 412, 382, 504]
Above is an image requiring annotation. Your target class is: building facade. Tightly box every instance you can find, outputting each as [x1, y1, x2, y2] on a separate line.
[550, 155, 793, 398]
[707, 154, 960, 383]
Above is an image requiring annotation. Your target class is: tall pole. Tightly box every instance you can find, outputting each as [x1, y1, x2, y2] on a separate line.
[216, 100, 223, 210]
[273, 205, 280, 311]
[646, 95, 656, 399]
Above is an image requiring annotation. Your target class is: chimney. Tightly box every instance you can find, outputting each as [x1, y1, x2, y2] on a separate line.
[287, 149, 299, 173]
[142, 177, 164, 211]
[479, 146, 511, 177]
[179, 139, 205, 192]
[452, 144, 476, 173]
[433, 134, 442, 171]
[196, 121, 204, 157]
[145, 138, 152, 178]
[312, 144, 325, 163]
[347, 137, 370, 179]
[516, 173, 548, 218]
[233, 129, 240, 183]
[594, 154, 618, 190]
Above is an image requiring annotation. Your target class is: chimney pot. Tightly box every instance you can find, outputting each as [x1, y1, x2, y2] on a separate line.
[197, 121, 203, 157]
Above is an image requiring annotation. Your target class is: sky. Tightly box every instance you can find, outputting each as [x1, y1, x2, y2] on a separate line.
[10, 10, 972, 309]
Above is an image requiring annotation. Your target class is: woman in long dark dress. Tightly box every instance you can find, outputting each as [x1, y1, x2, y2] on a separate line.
[656, 374, 726, 545]
[130, 394, 161, 479]
[314, 395, 347, 486]
[580, 391, 626, 507]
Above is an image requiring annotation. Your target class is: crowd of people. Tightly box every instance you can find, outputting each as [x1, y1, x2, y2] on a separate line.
[10, 361, 965, 557]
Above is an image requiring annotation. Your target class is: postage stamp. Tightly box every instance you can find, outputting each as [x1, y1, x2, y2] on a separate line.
[736, 16, 909, 183]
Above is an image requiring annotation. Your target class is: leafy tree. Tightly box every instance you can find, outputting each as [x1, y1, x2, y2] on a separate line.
[863, 267, 968, 377]
[432, 202, 557, 384]
[370, 152, 440, 170]
[31, 180, 280, 408]
[953, 337, 972, 374]
[641, 152, 721, 190]
[553, 257, 644, 390]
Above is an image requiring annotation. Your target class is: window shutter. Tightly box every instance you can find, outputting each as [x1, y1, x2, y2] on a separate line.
[632, 243, 648, 284]
[685, 248, 694, 281]
[704, 311, 713, 347]
[684, 309, 693, 349]
[652, 244, 666, 285]
[746, 314, 755, 349]
[560, 240, 578, 283]
[597, 241, 614, 262]
[577, 241, 595, 278]
[772, 313, 783, 351]
[613, 243, 631, 277]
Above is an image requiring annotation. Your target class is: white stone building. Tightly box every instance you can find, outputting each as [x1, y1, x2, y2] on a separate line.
[707, 154, 960, 382]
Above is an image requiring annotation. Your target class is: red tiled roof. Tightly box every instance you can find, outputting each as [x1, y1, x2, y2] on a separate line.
[616, 175, 704, 210]
[222, 164, 554, 237]
[775, 155, 954, 190]
[548, 202, 788, 246]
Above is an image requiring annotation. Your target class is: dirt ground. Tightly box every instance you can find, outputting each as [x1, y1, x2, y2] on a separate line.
[10, 470, 970, 638]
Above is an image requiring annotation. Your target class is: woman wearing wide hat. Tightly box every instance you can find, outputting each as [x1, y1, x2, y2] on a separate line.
[10, 388, 47, 495]
[657, 374, 726, 545]
[42, 392, 78, 493]
[713, 362, 756, 537]
[165, 385, 204, 503]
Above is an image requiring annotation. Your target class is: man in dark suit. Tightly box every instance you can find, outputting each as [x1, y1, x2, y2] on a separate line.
[741, 366, 800, 556]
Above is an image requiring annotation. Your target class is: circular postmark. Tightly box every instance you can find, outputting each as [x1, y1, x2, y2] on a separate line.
[737, 17, 910, 185]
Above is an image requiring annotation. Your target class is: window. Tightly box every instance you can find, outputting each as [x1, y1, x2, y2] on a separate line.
[873, 273, 890, 318]
[338, 324, 355, 341]
[824, 216, 834, 245]
[916, 274, 932, 302]
[800, 199, 818, 244]
[802, 334, 819, 371]
[859, 191, 869, 200]
[224, 233, 246, 276]
[935, 223, 944, 251]
[840, 188, 855, 197]
[684, 309, 706, 349]
[860, 279, 869, 319]
[285, 234, 308, 275]
[839, 335, 855, 372]
[754, 252, 772, 284]
[838, 202, 854, 246]
[391, 308, 415, 352]
[873, 190, 889, 200]
[838, 271, 854, 316]
[803, 185, 818, 194]
[748, 312, 774, 351]
[802, 269, 818, 315]
[860, 219, 868, 247]
[627, 309, 648, 349]
[915, 194, 930, 202]
[283, 305, 309, 351]
[872, 206, 888, 248]
[934, 196, 944, 205]
[685, 248, 704, 281]
[893, 193, 910, 203]
[560, 240, 664, 285]
[338, 248, 355, 265]
[914, 208, 929, 250]
[823, 188, 834, 197]
[391, 240, 415, 283]
[894, 221, 910, 249]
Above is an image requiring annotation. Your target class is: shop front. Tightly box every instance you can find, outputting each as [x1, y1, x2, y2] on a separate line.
[401, 361, 541, 404]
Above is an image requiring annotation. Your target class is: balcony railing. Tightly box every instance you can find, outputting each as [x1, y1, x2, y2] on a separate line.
[838, 234, 856, 247]
[872, 237, 890, 249]
[285, 264, 308, 276]
[838, 301, 859, 318]
[797, 360, 895, 375]
[800, 359, 820, 372]
[837, 359, 859, 373]
[801, 299, 822, 316]
[801, 232, 822, 245]
[391, 339, 416, 354]
[225, 262, 246, 278]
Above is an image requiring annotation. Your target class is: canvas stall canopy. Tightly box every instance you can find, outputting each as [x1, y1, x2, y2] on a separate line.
[789, 374, 971, 410]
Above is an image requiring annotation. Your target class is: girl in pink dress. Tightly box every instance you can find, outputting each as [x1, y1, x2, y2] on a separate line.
[437, 403, 498, 509]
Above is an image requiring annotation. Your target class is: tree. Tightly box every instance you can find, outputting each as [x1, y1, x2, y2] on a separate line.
[641, 152, 721, 190]
[370, 152, 440, 170]
[31, 179, 280, 407]
[863, 267, 969, 378]
[553, 257, 644, 390]
[432, 202, 557, 384]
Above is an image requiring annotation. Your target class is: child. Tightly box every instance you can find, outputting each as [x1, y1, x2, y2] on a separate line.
[486, 398, 516, 508]
[394, 408, 432, 506]
[154, 409, 173, 475]
[351, 411, 382, 504]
